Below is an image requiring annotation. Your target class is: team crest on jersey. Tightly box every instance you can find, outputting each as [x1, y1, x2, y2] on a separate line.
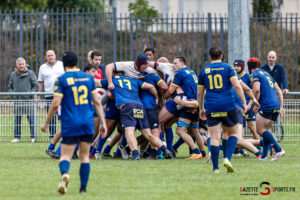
[66, 78, 75, 85]
[185, 70, 190, 74]
[205, 68, 210, 74]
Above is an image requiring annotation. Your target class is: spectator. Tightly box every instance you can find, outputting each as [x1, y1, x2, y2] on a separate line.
[37, 50, 64, 139]
[261, 50, 289, 94]
[8, 57, 38, 143]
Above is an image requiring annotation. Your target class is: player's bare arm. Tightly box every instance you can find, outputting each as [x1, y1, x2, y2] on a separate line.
[197, 86, 206, 120]
[162, 84, 176, 99]
[231, 77, 247, 113]
[240, 81, 260, 111]
[174, 96, 198, 108]
[274, 83, 285, 117]
[105, 63, 115, 90]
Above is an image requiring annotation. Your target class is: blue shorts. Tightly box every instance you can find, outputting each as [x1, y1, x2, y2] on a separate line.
[179, 108, 199, 122]
[120, 103, 150, 129]
[105, 100, 120, 120]
[165, 99, 181, 117]
[258, 110, 279, 122]
[245, 106, 256, 121]
[61, 135, 93, 144]
[238, 114, 247, 128]
[146, 108, 159, 129]
[206, 107, 242, 127]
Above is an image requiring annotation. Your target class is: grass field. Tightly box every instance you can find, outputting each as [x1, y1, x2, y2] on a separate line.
[0, 142, 299, 200]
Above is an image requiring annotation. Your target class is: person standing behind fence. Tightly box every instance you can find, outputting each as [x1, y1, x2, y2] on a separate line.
[8, 57, 38, 143]
[37, 50, 64, 139]
[261, 51, 289, 94]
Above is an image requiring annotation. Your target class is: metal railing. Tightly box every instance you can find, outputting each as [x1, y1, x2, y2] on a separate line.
[0, 92, 299, 142]
[0, 92, 59, 142]
[0, 10, 299, 92]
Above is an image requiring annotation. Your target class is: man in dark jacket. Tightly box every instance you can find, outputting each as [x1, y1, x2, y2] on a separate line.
[8, 57, 38, 142]
[261, 51, 289, 94]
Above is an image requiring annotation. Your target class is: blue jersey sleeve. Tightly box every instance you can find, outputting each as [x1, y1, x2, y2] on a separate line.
[54, 78, 63, 97]
[198, 69, 205, 87]
[172, 71, 182, 87]
[152, 74, 163, 86]
[229, 66, 238, 80]
[99, 79, 108, 89]
[137, 79, 146, 89]
[250, 72, 259, 85]
[90, 76, 97, 94]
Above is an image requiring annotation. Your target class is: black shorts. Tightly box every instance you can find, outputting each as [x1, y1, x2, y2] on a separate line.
[258, 110, 279, 121]
[61, 135, 93, 144]
[120, 103, 150, 129]
[179, 108, 199, 122]
[198, 118, 208, 131]
[245, 106, 256, 121]
[146, 108, 159, 129]
[206, 107, 242, 127]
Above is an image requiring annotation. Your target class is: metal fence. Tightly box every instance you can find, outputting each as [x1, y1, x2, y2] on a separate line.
[0, 92, 299, 142]
[0, 10, 299, 92]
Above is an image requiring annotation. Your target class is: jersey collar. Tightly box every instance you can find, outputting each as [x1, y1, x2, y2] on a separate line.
[211, 60, 222, 64]
[239, 71, 246, 78]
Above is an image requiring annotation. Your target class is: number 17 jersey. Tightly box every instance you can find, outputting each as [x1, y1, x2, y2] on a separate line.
[198, 61, 237, 113]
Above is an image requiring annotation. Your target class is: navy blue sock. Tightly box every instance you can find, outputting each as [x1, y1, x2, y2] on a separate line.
[55, 143, 61, 154]
[222, 139, 227, 158]
[211, 146, 220, 171]
[48, 143, 55, 150]
[160, 132, 165, 141]
[201, 151, 206, 157]
[120, 134, 127, 147]
[219, 144, 223, 151]
[165, 128, 173, 151]
[261, 132, 271, 158]
[264, 131, 282, 152]
[160, 145, 167, 154]
[90, 146, 96, 156]
[146, 145, 151, 154]
[80, 163, 90, 187]
[115, 148, 121, 157]
[255, 151, 262, 157]
[103, 145, 112, 154]
[239, 149, 245, 154]
[59, 160, 70, 175]
[259, 139, 264, 147]
[173, 137, 184, 151]
[191, 148, 200, 154]
[157, 148, 162, 155]
[96, 136, 108, 152]
[257, 146, 261, 150]
[207, 137, 211, 153]
[74, 144, 79, 153]
[132, 150, 139, 158]
[225, 136, 238, 161]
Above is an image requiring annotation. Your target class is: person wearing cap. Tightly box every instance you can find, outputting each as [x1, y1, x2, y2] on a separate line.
[247, 57, 285, 161]
[198, 47, 247, 173]
[261, 51, 289, 94]
[233, 60, 260, 141]
[41, 51, 107, 195]
[38, 50, 64, 140]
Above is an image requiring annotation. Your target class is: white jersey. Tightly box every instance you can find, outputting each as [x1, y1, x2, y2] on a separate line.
[145, 62, 175, 86]
[114, 61, 142, 79]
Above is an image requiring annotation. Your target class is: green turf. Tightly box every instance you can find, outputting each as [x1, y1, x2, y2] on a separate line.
[0, 142, 299, 200]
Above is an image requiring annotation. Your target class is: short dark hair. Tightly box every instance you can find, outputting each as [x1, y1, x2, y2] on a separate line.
[62, 51, 78, 67]
[91, 50, 102, 59]
[209, 47, 224, 60]
[144, 48, 155, 54]
[175, 56, 186, 65]
[84, 63, 97, 72]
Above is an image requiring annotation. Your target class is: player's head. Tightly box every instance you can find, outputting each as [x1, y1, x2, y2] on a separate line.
[247, 57, 260, 74]
[62, 51, 78, 68]
[135, 54, 149, 72]
[84, 63, 97, 77]
[91, 50, 102, 67]
[87, 50, 96, 64]
[157, 57, 169, 63]
[144, 48, 155, 61]
[209, 46, 224, 61]
[233, 59, 244, 74]
[173, 56, 186, 72]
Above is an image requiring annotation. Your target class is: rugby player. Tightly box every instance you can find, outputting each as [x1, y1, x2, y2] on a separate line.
[247, 57, 285, 161]
[41, 51, 107, 195]
[198, 47, 247, 173]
